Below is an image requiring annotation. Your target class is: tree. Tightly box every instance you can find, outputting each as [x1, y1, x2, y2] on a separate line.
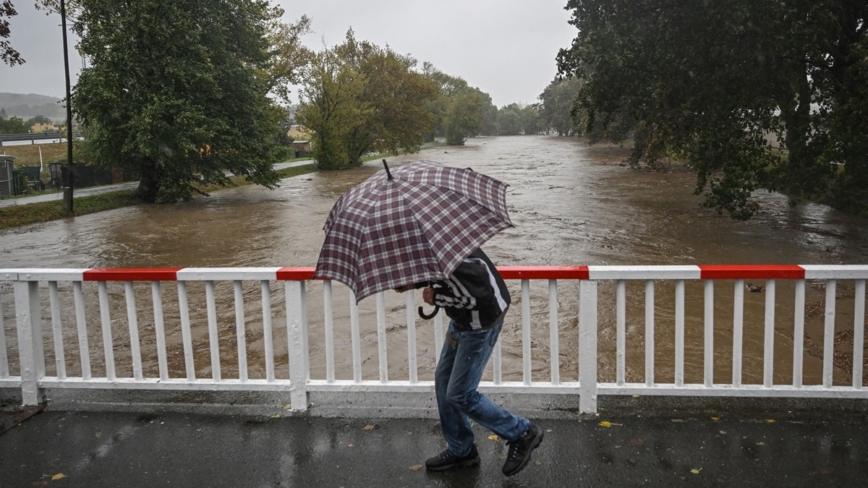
[445, 89, 483, 145]
[27, 114, 52, 125]
[422, 65, 498, 145]
[496, 103, 539, 135]
[72, 0, 290, 202]
[296, 48, 367, 170]
[497, 104, 522, 135]
[538, 77, 583, 136]
[521, 103, 544, 135]
[558, 0, 868, 219]
[297, 30, 438, 169]
[0, 108, 29, 133]
[2, 1, 74, 66]
[266, 14, 312, 105]
[1, 0, 22, 66]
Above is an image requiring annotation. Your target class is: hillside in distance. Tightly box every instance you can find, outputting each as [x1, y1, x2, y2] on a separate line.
[0, 93, 65, 120]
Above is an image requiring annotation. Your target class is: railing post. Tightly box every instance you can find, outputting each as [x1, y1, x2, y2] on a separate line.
[286, 281, 309, 412]
[14, 281, 45, 406]
[579, 280, 598, 414]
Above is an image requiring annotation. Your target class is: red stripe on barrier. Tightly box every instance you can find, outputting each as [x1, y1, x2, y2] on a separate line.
[698, 265, 805, 280]
[83, 268, 182, 281]
[277, 266, 589, 281]
[497, 266, 590, 280]
[277, 267, 317, 280]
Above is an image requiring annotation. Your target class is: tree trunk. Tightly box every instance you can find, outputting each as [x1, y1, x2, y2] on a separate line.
[778, 66, 817, 199]
[133, 157, 162, 203]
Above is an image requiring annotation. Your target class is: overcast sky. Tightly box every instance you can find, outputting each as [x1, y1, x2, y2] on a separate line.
[2, 1, 577, 107]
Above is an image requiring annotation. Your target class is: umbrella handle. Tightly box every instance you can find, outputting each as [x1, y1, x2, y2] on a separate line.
[418, 305, 440, 320]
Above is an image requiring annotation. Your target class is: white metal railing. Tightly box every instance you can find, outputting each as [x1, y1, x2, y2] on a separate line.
[0, 265, 866, 414]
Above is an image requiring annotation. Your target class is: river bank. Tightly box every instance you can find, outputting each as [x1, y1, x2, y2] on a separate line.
[0, 163, 317, 230]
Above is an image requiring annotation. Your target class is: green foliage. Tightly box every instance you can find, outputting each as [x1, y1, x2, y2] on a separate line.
[72, 0, 285, 203]
[558, 0, 868, 219]
[445, 90, 483, 145]
[27, 114, 52, 125]
[1, 0, 23, 66]
[423, 64, 498, 145]
[496, 103, 540, 136]
[266, 14, 312, 105]
[0, 108, 29, 133]
[297, 30, 438, 169]
[538, 77, 583, 136]
[0, 190, 139, 229]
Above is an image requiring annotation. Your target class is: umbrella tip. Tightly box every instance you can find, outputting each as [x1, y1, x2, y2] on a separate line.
[383, 159, 393, 181]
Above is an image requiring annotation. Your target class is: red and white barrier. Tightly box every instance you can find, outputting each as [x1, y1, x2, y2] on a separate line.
[6, 264, 868, 282]
[1, 265, 866, 414]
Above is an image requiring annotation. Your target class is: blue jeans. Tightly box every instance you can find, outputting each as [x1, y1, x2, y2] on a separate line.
[435, 320, 530, 457]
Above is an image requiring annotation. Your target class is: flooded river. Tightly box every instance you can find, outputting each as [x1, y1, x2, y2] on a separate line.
[2, 135, 867, 386]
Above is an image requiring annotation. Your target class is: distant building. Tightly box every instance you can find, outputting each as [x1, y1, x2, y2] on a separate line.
[291, 140, 312, 157]
[30, 122, 59, 133]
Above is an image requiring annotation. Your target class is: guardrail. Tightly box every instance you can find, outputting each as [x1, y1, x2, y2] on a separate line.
[0, 132, 83, 146]
[1, 265, 866, 414]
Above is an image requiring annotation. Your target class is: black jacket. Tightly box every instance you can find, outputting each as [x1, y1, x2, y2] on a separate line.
[418, 248, 511, 330]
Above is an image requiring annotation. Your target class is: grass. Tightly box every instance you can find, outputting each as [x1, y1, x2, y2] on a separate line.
[0, 143, 69, 167]
[0, 190, 140, 230]
[0, 163, 317, 231]
[197, 163, 316, 193]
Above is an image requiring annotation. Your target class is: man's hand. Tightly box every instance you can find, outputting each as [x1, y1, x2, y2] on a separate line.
[422, 287, 435, 305]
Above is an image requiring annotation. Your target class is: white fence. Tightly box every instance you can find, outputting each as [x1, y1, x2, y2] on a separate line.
[1, 265, 866, 414]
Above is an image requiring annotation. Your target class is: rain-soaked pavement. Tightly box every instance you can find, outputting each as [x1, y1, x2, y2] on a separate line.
[2, 408, 868, 487]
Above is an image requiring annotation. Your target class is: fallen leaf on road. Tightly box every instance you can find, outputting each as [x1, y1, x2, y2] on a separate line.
[690, 468, 702, 475]
[756, 442, 765, 446]
[599, 421, 623, 428]
[711, 417, 719, 421]
[488, 434, 499, 441]
[348, 443, 355, 448]
[409, 464, 423, 471]
[51, 473, 67, 480]
[282, 404, 292, 410]
[766, 419, 776, 423]
[363, 424, 377, 431]
[631, 438, 645, 446]
[269, 413, 281, 418]
[819, 467, 832, 474]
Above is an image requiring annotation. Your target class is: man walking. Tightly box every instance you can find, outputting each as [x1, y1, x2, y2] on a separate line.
[396, 248, 543, 477]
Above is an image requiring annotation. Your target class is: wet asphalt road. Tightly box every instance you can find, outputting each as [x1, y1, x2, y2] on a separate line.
[2, 410, 867, 487]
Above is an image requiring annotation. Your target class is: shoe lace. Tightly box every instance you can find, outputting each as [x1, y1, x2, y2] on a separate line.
[506, 439, 526, 460]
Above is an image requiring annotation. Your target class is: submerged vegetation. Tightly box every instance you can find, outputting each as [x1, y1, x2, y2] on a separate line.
[0, 164, 316, 230]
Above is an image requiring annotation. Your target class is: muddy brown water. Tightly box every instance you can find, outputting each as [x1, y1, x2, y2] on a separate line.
[1, 135, 867, 387]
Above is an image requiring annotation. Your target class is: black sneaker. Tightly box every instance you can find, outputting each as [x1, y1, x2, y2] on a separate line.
[425, 444, 480, 471]
[502, 424, 544, 476]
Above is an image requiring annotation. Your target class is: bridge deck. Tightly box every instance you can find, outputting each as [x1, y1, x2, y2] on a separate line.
[1, 408, 866, 486]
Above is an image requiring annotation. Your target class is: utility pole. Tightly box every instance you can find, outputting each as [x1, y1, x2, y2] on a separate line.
[60, 0, 74, 213]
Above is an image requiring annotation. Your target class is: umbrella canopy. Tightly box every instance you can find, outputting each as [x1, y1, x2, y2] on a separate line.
[314, 160, 513, 302]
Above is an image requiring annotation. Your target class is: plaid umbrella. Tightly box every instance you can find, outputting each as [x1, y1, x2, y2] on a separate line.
[314, 160, 513, 302]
